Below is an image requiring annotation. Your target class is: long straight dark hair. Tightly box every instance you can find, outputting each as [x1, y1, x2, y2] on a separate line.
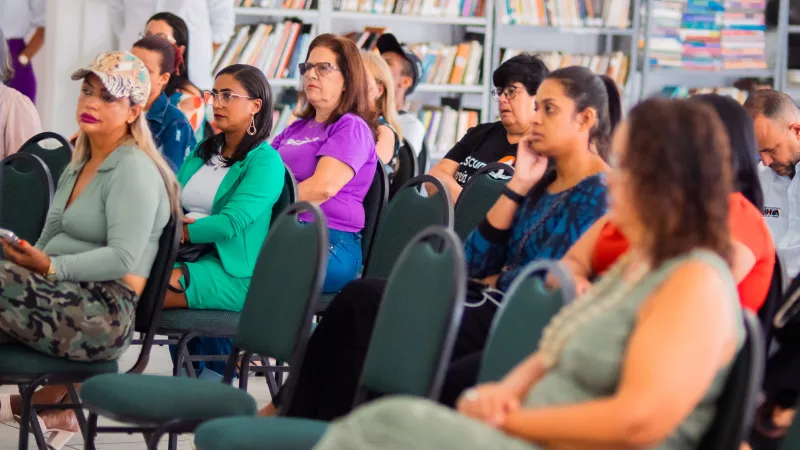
[147, 12, 195, 97]
[198, 65, 274, 166]
[691, 94, 765, 210]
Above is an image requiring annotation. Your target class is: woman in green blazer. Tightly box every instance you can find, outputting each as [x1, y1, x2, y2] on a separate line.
[163, 65, 284, 378]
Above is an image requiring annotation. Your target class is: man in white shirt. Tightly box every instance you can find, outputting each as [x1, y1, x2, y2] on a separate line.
[377, 33, 427, 161]
[108, 0, 235, 90]
[744, 89, 800, 279]
[0, 0, 46, 103]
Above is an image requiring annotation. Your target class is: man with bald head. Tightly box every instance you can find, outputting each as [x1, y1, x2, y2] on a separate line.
[744, 89, 800, 278]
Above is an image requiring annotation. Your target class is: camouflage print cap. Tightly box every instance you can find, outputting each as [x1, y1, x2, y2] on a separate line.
[71, 51, 150, 106]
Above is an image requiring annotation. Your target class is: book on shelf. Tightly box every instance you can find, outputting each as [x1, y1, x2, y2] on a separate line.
[646, 0, 767, 70]
[238, 0, 316, 9]
[343, 26, 391, 51]
[661, 85, 749, 102]
[501, 0, 631, 28]
[409, 39, 484, 86]
[212, 21, 314, 80]
[501, 49, 630, 86]
[333, 0, 486, 17]
[419, 106, 480, 157]
[271, 104, 299, 138]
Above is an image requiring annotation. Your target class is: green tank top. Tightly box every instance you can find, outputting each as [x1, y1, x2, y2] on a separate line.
[524, 249, 746, 449]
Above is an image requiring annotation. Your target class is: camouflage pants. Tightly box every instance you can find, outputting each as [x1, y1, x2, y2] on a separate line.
[0, 261, 138, 361]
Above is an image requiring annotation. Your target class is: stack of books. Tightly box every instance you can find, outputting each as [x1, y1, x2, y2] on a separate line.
[212, 22, 314, 79]
[344, 27, 390, 51]
[419, 107, 480, 157]
[680, 0, 723, 70]
[648, 0, 684, 68]
[721, 0, 767, 69]
[238, 0, 316, 9]
[501, 0, 631, 27]
[334, 0, 486, 17]
[501, 49, 630, 86]
[409, 41, 484, 86]
[661, 85, 749, 102]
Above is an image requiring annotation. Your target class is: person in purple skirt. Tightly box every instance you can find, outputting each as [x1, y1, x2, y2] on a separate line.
[0, 0, 46, 103]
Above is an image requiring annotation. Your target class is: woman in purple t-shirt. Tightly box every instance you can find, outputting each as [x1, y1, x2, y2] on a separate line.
[272, 34, 379, 293]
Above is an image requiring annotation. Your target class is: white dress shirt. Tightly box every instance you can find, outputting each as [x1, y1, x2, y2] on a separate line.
[0, 0, 45, 39]
[397, 112, 426, 158]
[758, 162, 800, 279]
[181, 155, 230, 216]
[108, 0, 235, 90]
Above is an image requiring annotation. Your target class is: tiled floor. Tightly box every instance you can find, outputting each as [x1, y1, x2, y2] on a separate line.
[0, 344, 273, 449]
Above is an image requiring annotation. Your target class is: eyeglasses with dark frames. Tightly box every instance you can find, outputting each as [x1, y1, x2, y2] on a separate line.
[203, 90, 255, 107]
[298, 62, 341, 77]
[491, 86, 520, 101]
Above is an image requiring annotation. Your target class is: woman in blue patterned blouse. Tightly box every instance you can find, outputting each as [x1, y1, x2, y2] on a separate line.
[259, 65, 620, 421]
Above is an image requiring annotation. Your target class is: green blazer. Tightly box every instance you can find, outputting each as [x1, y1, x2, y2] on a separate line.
[178, 140, 285, 278]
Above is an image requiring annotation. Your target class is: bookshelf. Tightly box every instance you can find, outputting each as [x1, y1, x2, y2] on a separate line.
[638, 0, 779, 100]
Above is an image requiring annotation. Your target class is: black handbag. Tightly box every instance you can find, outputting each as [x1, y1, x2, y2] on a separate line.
[175, 243, 214, 263]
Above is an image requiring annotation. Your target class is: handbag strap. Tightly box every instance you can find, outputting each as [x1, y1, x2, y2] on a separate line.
[167, 262, 190, 294]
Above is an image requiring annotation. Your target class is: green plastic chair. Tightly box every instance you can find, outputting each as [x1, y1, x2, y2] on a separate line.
[697, 310, 764, 450]
[316, 174, 452, 311]
[477, 260, 574, 383]
[388, 138, 419, 199]
[193, 226, 467, 450]
[0, 215, 180, 450]
[80, 202, 329, 450]
[417, 138, 430, 174]
[361, 165, 389, 271]
[780, 413, 800, 449]
[0, 153, 54, 244]
[154, 165, 297, 379]
[18, 132, 73, 188]
[453, 162, 515, 242]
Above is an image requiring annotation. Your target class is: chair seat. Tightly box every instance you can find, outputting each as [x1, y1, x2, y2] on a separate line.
[81, 373, 256, 423]
[157, 309, 240, 333]
[0, 344, 118, 376]
[194, 416, 328, 450]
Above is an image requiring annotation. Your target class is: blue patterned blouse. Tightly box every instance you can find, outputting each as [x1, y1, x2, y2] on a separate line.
[464, 173, 608, 292]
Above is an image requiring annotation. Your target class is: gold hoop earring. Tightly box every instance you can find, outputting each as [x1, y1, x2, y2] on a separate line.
[247, 114, 257, 136]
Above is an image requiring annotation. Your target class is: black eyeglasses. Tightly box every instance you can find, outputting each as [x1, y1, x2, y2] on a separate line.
[491, 86, 519, 101]
[204, 90, 254, 107]
[298, 62, 341, 77]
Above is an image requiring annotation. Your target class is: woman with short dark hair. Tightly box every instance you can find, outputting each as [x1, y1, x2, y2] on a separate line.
[272, 33, 379, 295]
[427, 53, 549, 202]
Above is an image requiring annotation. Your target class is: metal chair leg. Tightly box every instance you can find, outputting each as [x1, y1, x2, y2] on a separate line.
[85, 413, 99, 450]
[168, 432, 178, 450]
[66, 383, 89, 436]
[18, 383, 48, 450]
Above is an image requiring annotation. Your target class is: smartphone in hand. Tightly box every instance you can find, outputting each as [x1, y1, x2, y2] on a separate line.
[0, 229, 22, 249]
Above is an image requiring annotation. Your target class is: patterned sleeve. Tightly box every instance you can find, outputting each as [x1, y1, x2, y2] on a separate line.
[463, 210, 519, 279]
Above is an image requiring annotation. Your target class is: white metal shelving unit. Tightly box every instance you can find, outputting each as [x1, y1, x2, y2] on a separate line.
[233, 0, 495, 121]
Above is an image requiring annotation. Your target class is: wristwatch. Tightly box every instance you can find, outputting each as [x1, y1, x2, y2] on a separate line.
[44, 264, 57, 282]
[18, 54, 30, 66]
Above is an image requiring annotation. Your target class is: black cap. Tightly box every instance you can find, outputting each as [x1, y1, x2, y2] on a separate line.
[377, 33, 423, 94]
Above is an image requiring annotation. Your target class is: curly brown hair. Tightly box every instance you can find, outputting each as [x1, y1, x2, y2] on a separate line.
[623, 98, 732, 268]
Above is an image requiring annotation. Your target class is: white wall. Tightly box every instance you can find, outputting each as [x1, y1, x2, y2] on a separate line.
[38, 0, 114, 136]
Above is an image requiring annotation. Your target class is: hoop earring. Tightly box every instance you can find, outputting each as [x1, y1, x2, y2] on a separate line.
[247, 114, 257, 136]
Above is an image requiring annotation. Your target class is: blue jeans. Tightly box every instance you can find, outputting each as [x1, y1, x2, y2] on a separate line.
[323, 228, 362, 293]
[169, 336, 232, 376]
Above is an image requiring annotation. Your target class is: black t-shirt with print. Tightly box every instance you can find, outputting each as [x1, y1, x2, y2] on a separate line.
[444, 121, 517, 187]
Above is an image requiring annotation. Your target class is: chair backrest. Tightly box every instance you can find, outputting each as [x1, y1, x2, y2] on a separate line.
[18, 132, 73, 188]
[361, 166, 389, 269]
[130, 215, 181, 373]
[478, 261, 574, 383]
[363, 175, 453, 279]
[417, 139, 429, 174]
[235, 203, 328, 407]
[780, 411, 800, 449]
[269, 164, 298, 228]
[0, 153, 54, 243]
[698, 310, 764, 449]
[355, 227, 465, 405]
[389, 138, 419, 199]
[758, 253, 784, 348]
[454, 163, 515, 241]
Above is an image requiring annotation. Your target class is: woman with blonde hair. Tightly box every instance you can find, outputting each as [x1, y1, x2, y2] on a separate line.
[361, 50, 403, 180]
[0, 51, 178, 446]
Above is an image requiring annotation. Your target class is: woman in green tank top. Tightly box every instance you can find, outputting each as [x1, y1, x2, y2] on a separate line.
[312, 97, 746, 450]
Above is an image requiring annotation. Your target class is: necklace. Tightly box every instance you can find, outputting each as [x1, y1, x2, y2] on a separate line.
[308, 119, 322, 129]
[537, 253, 651, 370]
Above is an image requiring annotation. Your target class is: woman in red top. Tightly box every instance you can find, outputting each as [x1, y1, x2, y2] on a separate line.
[563, 94, 775, 312]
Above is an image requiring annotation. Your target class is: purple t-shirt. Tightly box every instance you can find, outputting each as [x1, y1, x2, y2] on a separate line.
[273, 113, 378, 232]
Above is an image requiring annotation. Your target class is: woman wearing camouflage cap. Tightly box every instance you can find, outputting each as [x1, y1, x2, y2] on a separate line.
[0, 50, 179, 447]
